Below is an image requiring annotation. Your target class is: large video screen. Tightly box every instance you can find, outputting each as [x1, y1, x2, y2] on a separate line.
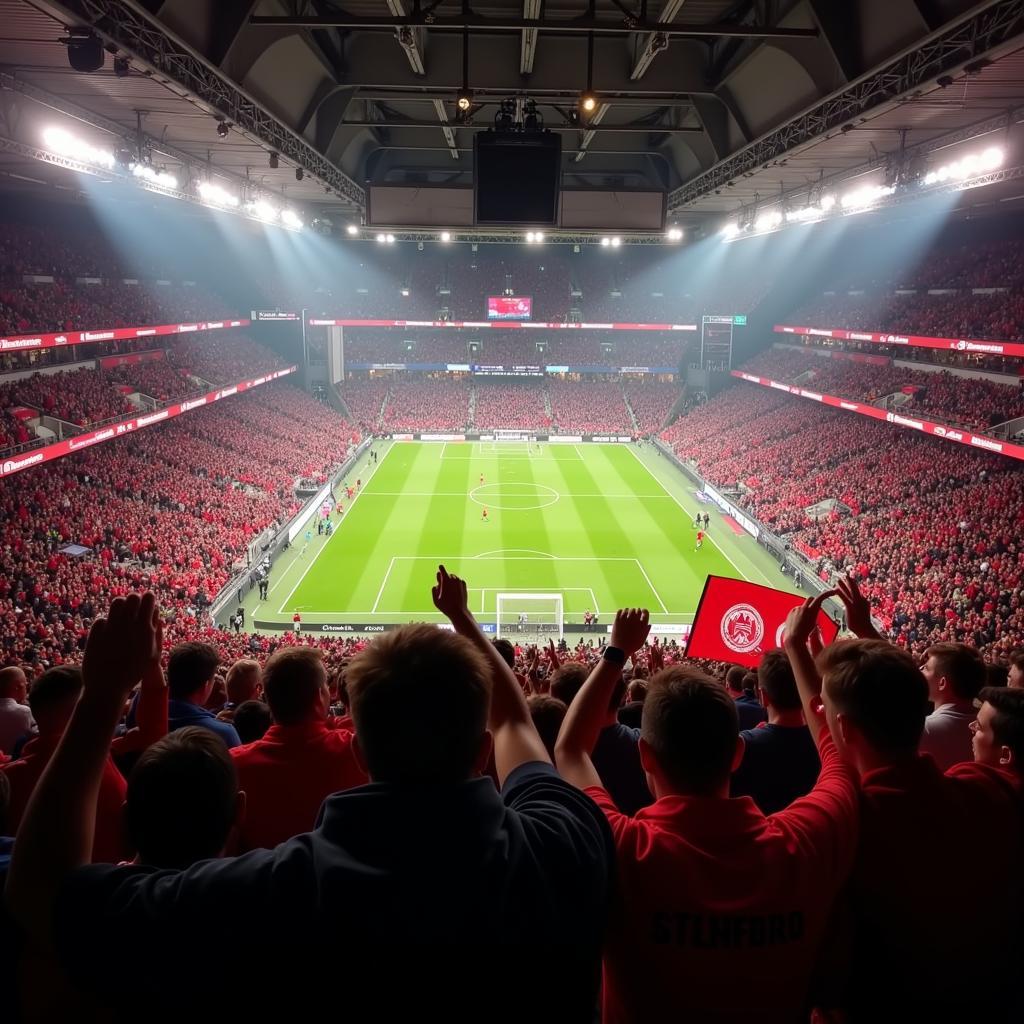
[487, 296, 533, 321]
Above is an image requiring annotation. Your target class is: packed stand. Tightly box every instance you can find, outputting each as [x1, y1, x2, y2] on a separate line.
[382, 378, 471, 431]
[336, 379, 390, 432]
[472, 381, 550, 429]
[744, 347, 1024, 432]
[0, 366, 131, 429]
[662, 377, 1024, 657]
[547, 380, 632, 433]
[0, 383, 353, 675]
[624, 380, 679, 434]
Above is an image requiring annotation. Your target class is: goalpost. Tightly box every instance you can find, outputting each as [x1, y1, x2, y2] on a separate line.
[496, 593, 564, 640]
[480, 429, 539, 454]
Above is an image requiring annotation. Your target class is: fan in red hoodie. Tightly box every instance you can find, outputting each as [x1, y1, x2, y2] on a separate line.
[555, 600, 858, 1024]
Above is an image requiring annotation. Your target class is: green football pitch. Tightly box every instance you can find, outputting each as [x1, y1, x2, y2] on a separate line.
[251, 440, 788, 633]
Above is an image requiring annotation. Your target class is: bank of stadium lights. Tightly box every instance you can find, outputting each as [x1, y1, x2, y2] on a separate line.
[440, 231, 451, 243]
[840, 183, 895, 211]
[198, 180, 240, 208]
[525, 231, 545, 244]
[129, 162, 178, 190]
[42, 126, 116, 170]
[245, 198, 280, 223]
[666, 227, 683, 241]
[922, 146, 1003, 186]
[376, 233, 396, 244]
[280, 209, 304, 231]
[346, 224, 359, 236]
[599, 236, 622, 247]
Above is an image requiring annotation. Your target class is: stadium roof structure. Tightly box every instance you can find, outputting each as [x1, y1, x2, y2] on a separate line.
[1, 0, 1024, 232]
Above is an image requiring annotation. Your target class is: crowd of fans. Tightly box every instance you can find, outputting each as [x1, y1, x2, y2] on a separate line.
[1, 573, 1021, 1020]
[660, 378, 1024, 658]
[0, 382, 352, 675]
[335, 376, 672, 434]
[339, 329, 691, 369]
[744, 346, 1024, 432]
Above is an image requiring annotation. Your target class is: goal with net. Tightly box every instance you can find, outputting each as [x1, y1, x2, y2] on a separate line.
[479, 430, 539, 454]
[496, 593, 564, 640]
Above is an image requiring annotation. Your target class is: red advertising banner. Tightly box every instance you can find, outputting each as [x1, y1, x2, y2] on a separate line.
[487, 295, 533, 321]
[98, 350, 166, 370]
[685, 575, 839, 668]
[0, 366, 296, 479]
[309, 318, 698, 331]
[0, 319, 250, 354]
[732, 370, 1024, 462]
[774, 323, 1024, 359]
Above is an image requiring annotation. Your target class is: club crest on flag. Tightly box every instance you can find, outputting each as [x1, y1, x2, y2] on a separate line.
[720, 603, 765, 654]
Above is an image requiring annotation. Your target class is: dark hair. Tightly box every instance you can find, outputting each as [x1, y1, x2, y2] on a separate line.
[27, 666, 83, 717]
[233, 700, 273, 744]
[1007, 649, 1024, 673]
[527, 695, 567, 760]
[978, 685, 1024, 766]
[986, 662, 1009, 689]
[626, 679, 648, 703]
[347, 624, 491, 784]
[491, 638, 516, 670]
[225, 659, 261, 704]
[725, 666, 746, 693]
[550, 663, 590, 706]
[262, 648, 327, 726]
[641, 667, 739, 795]
[126, 727, 238, 869]
[924, 643, 986, 702]
[741, 672, 758, 694]
[820, 640, 928, 757]
[757, 649, 800, 712]
[167, 642, 220, 700]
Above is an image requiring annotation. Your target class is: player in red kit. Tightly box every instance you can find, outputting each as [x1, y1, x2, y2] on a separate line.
[482, 507, 489, 523]
[695, 530, 704, 551]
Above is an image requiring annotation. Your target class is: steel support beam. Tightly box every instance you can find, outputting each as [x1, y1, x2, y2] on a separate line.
[249, 12, 818, 38]
[37, 0, 366, 207]
[630, 0, 686, 79]
[668, 0, 1024, 211]
[335, 118, 702, 132]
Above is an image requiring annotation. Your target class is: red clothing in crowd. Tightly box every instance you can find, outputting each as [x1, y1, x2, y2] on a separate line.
[230, 719, 367, 850]
[2, 734, 127, 863]
[587, 728, 857, 1023]
[843, 756, 1024, 1016]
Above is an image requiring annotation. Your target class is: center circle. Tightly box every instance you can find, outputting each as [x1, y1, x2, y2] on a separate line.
[469, 482, 560, 511]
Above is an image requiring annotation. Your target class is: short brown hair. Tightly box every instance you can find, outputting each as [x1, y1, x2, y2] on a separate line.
[820, 640, 928, 756]
[167, 642, 220, 699]
[527, 695, 567, 759]
[126, 727, 238, 869]
[347, 624, 491, 784]
[725, 666, 746, 693]
[757, 649, 800, 711]
[225, 659, 261, 704]
[641, 667, 739, 795]
[550, 662, 589, 706]
[262, 648, 327, 726]
[925, 643, 986, 701]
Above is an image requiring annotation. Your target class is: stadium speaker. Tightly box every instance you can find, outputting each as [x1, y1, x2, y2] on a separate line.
[66, 30, 105, 73]
[474, 130, 561, 226]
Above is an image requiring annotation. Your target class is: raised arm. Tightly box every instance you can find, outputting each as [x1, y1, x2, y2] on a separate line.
[432, 565, 550, 784]
[6, 593, 160, 945]
[836, 574, 884, 641]
[782, 591, 836, 745]
[555, 608, 650, 792]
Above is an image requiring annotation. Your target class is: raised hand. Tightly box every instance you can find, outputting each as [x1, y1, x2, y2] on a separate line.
[835, 574, 877, 638]
[609, 608, 651, 657]
[431, 564, 472, 625]
[82, 592, 161, 703]
[783, 591, 836, 650]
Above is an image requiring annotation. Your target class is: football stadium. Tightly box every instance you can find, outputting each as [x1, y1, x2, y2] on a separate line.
[2, 1, 1024, 1019]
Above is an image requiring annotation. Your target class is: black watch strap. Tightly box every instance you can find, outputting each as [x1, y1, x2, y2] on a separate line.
[602, 645, 626, 666]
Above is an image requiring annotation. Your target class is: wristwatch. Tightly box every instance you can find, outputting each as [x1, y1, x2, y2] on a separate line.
[602, 645, 626, 666]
